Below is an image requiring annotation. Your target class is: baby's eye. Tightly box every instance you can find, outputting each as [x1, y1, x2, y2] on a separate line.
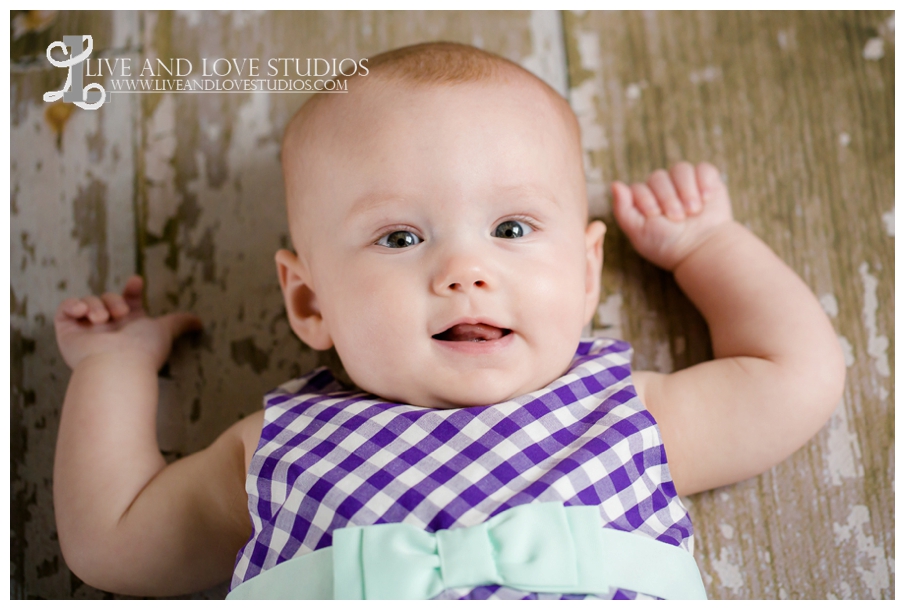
[376, 230, 423, 249]
[493, 219, 533, 239]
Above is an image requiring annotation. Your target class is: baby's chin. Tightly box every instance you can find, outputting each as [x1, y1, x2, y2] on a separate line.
[372, 376, 553, 410]
[342, 345, 579, 409]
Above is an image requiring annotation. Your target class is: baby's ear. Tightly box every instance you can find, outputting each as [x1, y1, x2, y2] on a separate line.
[583, 220, 606, 325]
[275, 249, 333, 350]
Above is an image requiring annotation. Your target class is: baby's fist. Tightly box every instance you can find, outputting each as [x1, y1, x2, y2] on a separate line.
[612, 162, 733, 271]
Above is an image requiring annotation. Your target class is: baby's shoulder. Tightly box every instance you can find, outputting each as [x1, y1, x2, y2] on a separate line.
[218, 410, 265, 476]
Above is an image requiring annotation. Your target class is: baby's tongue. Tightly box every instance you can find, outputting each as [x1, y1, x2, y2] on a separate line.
[443, 323, 504, 342]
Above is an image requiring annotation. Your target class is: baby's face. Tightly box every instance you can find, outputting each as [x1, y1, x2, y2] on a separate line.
[285, 77, 604, 408]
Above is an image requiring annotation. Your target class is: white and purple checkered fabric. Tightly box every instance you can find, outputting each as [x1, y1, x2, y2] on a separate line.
[232, 338, 694, 600]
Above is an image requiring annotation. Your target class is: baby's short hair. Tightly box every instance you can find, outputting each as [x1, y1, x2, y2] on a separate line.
[287, 41, 567, 141]
[365, 41, 525, 85]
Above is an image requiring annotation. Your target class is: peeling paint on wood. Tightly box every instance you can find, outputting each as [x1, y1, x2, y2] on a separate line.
[858, 262, 890, 378]
[11, 10, 141, 598]
[43, 101, 74, 147]
[565, 10, 893, 599]
[881, 209, 894, 236]
[11, 11, 58, 40]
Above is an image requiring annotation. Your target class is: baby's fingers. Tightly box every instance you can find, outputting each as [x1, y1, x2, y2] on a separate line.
[630, 182, 662, 218]
[101, 292, 131, 319]
[56, 296, 109, 324]
[122, 275, 144, 309]
[669, 162, 702, 214]
[696, 162, 725, 200]
[647, 170, 685, 221]
[82, 295, 111, 324]
[612, 181, 646, 233]
[58, 297, 89, 321]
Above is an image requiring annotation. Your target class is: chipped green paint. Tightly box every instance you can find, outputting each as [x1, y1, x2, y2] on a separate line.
[230, 337, 271, 374]
[71, 178, 109, 295]
[10, 327, 37, 599]
[36, 556, 60, 579]
[11, 287, 28, 317]
[186, 227, 217, 283]
[135, 10, 177, 284]
[12, 179, 20, 216]
[562, 14, 596, 89]
[145, 10, 175, 121]
[143, 195, 207, 276]
[20, 232, 36, 263]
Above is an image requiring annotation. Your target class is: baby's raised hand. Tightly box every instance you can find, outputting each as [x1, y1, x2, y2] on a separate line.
[54, 275, 202, 371]
[612, 162, 733, 271]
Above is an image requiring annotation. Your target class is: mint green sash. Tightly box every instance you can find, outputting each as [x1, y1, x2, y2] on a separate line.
[228, 503, 706, 600]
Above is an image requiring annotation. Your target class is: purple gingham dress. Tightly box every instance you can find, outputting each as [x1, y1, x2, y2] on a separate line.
[231, 338, 694, 600]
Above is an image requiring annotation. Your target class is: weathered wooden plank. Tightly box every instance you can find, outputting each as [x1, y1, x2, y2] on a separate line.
[10, 10, 142, 599]
[563, 10, 894, 599]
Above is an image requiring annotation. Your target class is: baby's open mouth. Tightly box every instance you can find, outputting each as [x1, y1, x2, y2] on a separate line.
[432, 323, 512, 342]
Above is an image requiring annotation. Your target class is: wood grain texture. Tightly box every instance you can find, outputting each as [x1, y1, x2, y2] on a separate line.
[10, 11, 142, 598]
[564, 10, 894, 599]
[10, 9, 892, 600]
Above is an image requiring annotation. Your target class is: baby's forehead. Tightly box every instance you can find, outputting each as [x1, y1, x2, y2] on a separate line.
[285, 80, 578, 201]
[284, 72, 578, 175]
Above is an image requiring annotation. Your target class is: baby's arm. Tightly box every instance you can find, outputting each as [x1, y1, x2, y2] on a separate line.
[53, 277, 262, 596]
[613, 163, 845, 496]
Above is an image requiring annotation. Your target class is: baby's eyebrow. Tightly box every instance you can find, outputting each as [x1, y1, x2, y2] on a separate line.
[346, 192, 408, 220]
[345, 184, 563, 221]
[494, 184, 563, 211]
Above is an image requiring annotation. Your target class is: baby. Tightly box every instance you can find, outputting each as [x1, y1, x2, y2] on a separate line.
[53, 43, 845, 600]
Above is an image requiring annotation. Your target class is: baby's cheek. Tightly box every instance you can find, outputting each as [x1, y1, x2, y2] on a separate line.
[524, 256, 585, 310]
[332, 287, 420, 382]
[519, 261, 587, 345]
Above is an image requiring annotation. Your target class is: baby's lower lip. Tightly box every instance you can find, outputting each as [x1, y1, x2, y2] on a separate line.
[432, 323, 512, 342]
[431, 328, 515, 354]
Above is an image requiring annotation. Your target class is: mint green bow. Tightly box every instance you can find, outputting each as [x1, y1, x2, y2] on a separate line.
[226, 502, 708, 600]
[334, 502, 605, 599]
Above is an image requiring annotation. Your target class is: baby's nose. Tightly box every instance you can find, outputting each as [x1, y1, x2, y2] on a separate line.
[447, 278, 487, 291]
[431, 252, 492, 294]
